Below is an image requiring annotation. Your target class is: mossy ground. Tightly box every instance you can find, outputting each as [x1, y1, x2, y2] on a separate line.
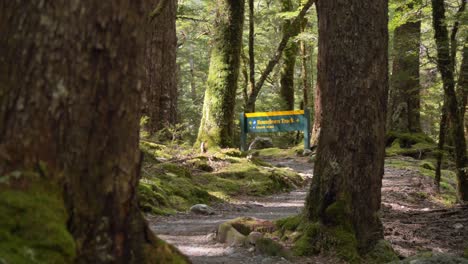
[386, 156, 458, 205]
[138, 144, 305, 215]
[0, 172, 75, 264]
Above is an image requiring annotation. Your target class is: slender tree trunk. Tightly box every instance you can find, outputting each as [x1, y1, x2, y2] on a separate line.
[311, 78, 322, 147]
[145, 0, 178, 135]
[435, 100, 448, 189]
[305, 0, 388, 256]
[248, 0, 256, 112]
[387, 20, 422, 133]
[279, 0, 299, 110]
[300, 19, 311, 110]
[431, 0, 468, 201]
[189, 43, 197, 101]
[0, 1, 188, 263]
[458, 36, 468, 120]
[196, 0, 245, 149]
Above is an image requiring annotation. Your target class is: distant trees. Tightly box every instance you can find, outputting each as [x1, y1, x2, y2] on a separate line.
[145, 0, 178, 135]
[0, 1, 187, 263]
[387, 4, 422, 133]
[305, 0, 388, 258]
[196, 0, 245, 148]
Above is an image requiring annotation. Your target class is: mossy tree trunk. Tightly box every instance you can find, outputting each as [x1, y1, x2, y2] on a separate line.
[387, 18, 422, 133]
[431, 0, 468, 201]
[0, 1, 188, 263]
[304, 0, 388, 256]
[144, 0, 178, 135]
[196, 0, 245, 148]
[279, 0, 299, 110]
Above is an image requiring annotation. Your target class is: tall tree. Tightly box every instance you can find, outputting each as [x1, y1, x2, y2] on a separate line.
[387, 8, 422, 133]
[145, 0, 178, 135]
[0, 1, 188, 263]
[196, 0, 245, 148]
[279, 0, 300, 110]
[431, 0, 468, 200]
[304, 0, 389, 257]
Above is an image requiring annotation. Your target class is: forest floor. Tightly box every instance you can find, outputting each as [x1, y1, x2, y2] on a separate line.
[148, 154, 468, 263]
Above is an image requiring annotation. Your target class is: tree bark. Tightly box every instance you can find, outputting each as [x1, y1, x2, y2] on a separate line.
[387, 20, 422, 133]
[196, 0, 245, 148]
[431, 0, 468, 201]
[145, 0, 178, 135]
[279, 0, 299, 110]
[0, 1, 188, 263]
[305, 0, 388, 254]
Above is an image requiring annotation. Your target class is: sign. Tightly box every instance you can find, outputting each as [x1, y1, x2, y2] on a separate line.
[240, 109, 311, 151]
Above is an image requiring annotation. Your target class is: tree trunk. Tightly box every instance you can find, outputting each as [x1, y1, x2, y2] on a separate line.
[300, 19, 311, 110]
[248, 0, 256, 112]
[304, 0, 388, 256]
[0, 1, 188, 263]
[431, 0, 468, 201]
[387, 20, 422, 133]
[196, 0, 245, 148]
[435, 100, 448, 189]
[145, 0, 178, 135]
[279, 0, 299, 110]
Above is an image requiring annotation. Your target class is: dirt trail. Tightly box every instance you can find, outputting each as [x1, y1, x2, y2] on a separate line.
[149, 155, 468, 263]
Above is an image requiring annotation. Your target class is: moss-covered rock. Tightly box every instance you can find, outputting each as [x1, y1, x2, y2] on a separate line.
[0, 172, 76, 264]
[255, 237, 290, 258]
[138, 162, 218, 215]
[386, 132, 435, 147]
[276, 215, 302, 233]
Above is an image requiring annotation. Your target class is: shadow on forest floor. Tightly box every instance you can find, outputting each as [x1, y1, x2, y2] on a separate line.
[148, 154, 468, 263]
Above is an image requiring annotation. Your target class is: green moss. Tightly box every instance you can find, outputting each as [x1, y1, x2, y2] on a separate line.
[325, 200, 349, 227]
[160, 163, 192, 178]
[463, 247, 468, 259]
[292, 223, 322, 256]
[198, 159, 303, 197]
[0, 172, 76, 264]
[292, 222, 361, 263]
[386, 131, 435, 147]
[138, 162, 219, 215]
[329, 226, 360, 263]
[420, 160, 436, 170]
[255, 238, 290, 258]
[252, 147, 297, 158]
[276, 215, 302, 232]
[364, 240, 399, 263]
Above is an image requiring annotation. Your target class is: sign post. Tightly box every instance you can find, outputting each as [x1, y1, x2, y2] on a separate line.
[240, 109, 311, 151]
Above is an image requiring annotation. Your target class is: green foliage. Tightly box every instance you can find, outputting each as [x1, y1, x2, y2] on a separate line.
[0, 172, 76, 264]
